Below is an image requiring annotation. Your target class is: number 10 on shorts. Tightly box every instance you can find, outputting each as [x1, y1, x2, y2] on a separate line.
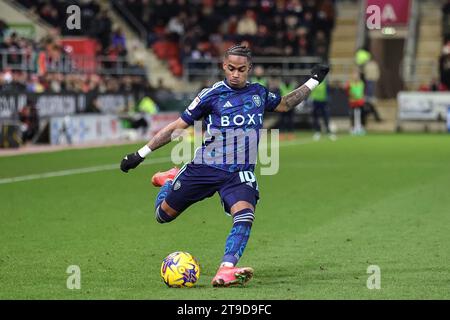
[239, 171, 258, 190]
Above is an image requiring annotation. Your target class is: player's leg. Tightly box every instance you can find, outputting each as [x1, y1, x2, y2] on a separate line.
[222, 201, 255, 267]
[153, 167, 182, 223]
[155, 200, 179, 224]
[286, 109, 295, 140]
[312, 103, 322, 140]
[321, 103, 330, 134]
[154, 163, 220, 224]
[212, 175, 259, 287]
[211, 200, 255, 287]
[350, 107, 356, 134]
[321, 103, 336, 140]
[360, 106, 367, 132]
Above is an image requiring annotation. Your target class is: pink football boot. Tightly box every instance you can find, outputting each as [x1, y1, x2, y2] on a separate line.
[211, 266, 254, 287]
[151, 167, 180, 187]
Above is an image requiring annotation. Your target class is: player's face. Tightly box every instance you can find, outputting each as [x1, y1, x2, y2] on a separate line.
[223, 55, 251, 89]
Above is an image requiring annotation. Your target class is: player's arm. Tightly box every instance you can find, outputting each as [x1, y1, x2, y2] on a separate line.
[120, 117, 189, 173]
[147, 117, 190, 151]
[274, 64, 330, 112]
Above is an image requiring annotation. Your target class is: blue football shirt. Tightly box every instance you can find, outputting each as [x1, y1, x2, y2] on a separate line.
[181, 79, 282, 172]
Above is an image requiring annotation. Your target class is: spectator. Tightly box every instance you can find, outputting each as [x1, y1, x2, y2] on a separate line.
[423, 77, 447, 92]
[296, 28, 310, 56]
[11, 71, 27, 91]
[138, 95, 159, 115]
[279, 77, 296, 97]
[45, 73, 57, 93]
[278, 77, 296, 140]
[317, 0, 336, 41]
[252, 24, 266, 54]
[310, 79, 335, 141]
[154, 78, 173, 106]
[128, 42, 146, 67]
[355, 47, 372, 82]
[345, 70, 366, 135]
[26, 74, 45, 93]
[250, 65, 268, 87]
[313, 30, 329, 60]
[19, 98, 39, 144]
[118, 96, 155, 138]
[112, 27, 127, 49]
[363, 57, 382, 122]
[1, 69, 14, 91]
[237, 10, 258, 36]
[91, 9, 112, 52]
[167, 13, 186, 36]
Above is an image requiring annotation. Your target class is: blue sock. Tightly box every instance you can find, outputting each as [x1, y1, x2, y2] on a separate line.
[155, 180, 172, 209]
[222, 209, 255, 266]
[154, 181, 175, 223]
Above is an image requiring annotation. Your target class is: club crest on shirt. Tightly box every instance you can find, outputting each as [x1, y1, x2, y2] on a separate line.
[252, 95, 261, 107]
[188, 97, 201, 110]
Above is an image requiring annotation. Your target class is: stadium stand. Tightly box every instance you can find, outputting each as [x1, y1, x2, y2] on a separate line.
[0, 0, 152, 95]
[14, 0, 111, 49]
[0, 28, 150, 95]
[111, 0, 337, 77]
[0, 0, 167, 147]
[1, 0, 447, 148]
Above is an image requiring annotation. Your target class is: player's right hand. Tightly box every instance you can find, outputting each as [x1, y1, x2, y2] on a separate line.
[120, 152, 144, 173]
[311, 64, 330, 83]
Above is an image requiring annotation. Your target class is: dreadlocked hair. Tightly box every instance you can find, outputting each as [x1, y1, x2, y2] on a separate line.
[224, 44, 252, 61]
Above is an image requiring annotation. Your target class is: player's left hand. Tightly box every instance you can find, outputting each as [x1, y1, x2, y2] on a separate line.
[311, 64, 330, 83]
[120, 152, 144, 173]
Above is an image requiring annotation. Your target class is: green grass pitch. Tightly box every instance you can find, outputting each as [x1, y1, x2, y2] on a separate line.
[0, 133, 449, 299]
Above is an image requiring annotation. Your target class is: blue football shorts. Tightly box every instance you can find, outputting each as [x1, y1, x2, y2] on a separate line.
[163, 163, 259, 215]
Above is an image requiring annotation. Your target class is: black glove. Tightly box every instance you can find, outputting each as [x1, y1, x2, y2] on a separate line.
[311, 64, 330, 83]
[120, 152, 144, 173]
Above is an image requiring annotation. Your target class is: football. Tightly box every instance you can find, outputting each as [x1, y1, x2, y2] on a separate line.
[160, 251, 200, 287]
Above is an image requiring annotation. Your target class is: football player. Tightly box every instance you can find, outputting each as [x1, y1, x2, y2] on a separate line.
[120, 44, 329, 287]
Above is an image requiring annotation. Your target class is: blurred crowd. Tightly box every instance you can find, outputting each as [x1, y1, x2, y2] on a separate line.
[0, 12, 149, 95]
[0, 34, 149, 94]
[13, 0, 131, 59]
[114, 0, 336, 62]
[15, 0, 115, 52]
[0, 67, 151, 95]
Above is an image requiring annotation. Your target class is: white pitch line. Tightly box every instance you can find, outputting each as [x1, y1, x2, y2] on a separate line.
[0, 137, 334, 185]
[0, 156, 172, 185]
